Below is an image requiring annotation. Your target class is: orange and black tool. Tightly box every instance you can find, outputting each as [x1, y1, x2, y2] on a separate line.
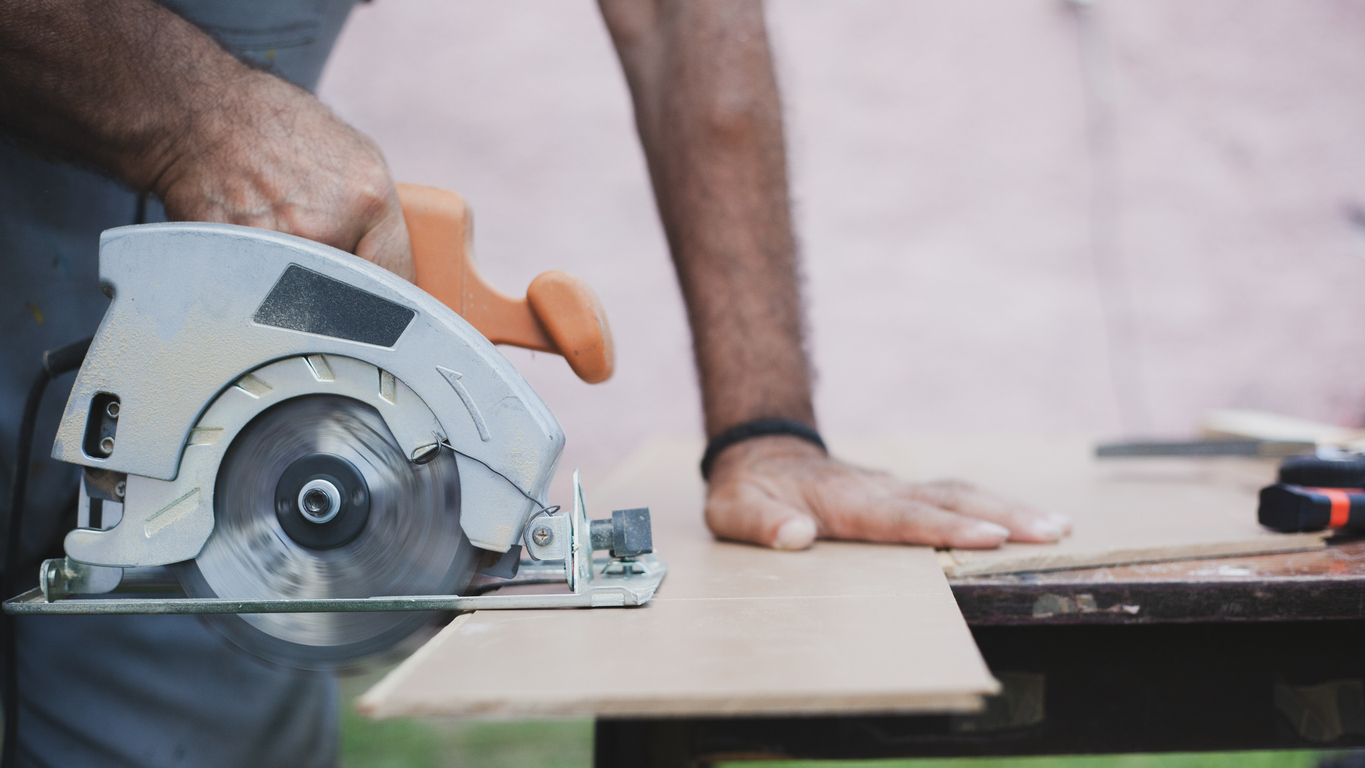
[1258, 455, 1365, 532]
[1259, 484, 1365, 532]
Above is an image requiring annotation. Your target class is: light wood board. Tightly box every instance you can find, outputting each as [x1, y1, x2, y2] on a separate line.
[575, 435, 1326, 579]
[870, 435, 1328, 577]
[358, 438, 999, 720]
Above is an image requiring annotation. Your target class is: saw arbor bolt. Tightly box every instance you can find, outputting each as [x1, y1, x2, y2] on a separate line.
[297, 479, 342, 524]
[274, 454, 371, 550]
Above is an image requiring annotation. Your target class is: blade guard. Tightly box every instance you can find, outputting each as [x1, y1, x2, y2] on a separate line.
[52, 222, 565, 565]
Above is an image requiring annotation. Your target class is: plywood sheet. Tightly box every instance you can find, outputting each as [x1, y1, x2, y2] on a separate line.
[584, 435, 1325, 579]
[358, 438, 998, 719]
[883, 436, 1328, 577]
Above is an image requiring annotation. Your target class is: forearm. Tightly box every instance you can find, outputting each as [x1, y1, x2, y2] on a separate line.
[600, 0, 813, 438]
[0, 0, 263, 192]
[603, 2, 1069, 553]
[0, 0, 411, 277]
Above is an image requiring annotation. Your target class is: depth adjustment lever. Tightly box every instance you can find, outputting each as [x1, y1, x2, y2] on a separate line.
[589, 508, 653, 558]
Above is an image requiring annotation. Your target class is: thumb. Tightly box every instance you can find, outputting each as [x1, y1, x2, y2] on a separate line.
[355, 198, 415, 282]
[705, 480, 818, 550]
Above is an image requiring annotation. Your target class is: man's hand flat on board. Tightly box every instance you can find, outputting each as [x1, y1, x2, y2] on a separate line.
[704, 436, 1072, 550]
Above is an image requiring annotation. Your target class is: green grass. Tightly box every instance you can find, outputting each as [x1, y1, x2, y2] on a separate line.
[340, 710, 592, 768]
[717, 754, 1328, 768]
[340, 667, 592, 768]
[340, 670, 1336, 768]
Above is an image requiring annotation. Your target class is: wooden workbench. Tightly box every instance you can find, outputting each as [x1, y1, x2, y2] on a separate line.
[584, 438, 1365, 765]
[598, 539, 1365, 767]
[953, 537, 1365, 625]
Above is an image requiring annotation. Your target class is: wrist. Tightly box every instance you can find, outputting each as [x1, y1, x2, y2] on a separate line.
[706, 434, 826, 482]
[125, 64, 273, 197]
[701, 418, 825, 480]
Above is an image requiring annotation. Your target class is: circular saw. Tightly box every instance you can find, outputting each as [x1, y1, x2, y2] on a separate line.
[6, 185, 665, 669]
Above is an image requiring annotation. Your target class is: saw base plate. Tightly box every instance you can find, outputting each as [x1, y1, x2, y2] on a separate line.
[4, 555, 665, 615]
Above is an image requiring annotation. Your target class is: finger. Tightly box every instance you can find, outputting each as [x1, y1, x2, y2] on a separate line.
[821, 496, 1010, 548]
[903, 479, 1070, 543]
[355, 201, 415, 282]
[705, 481, 818, 550]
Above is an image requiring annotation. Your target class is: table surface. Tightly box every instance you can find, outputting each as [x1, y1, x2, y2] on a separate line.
[361, 436, 1362, 721]
[579, 438, 1365, 766]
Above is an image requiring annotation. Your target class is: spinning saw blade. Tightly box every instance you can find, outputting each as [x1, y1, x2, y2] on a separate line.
[176, 394, 476, 669]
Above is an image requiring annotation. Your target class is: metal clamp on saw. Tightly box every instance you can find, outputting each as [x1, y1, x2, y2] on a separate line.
[3, 184, 666, 669]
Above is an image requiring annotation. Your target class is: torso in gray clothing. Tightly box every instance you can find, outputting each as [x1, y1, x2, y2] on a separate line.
[0, 1, 357, 765]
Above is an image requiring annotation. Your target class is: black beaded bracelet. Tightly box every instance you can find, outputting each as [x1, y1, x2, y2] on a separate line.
[700, 418, 827, 480]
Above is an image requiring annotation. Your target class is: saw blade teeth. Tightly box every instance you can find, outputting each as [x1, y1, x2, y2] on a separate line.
[180, 391, 476, 668]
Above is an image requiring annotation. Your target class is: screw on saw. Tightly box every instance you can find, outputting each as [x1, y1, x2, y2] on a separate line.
[83, 393, 121, 457]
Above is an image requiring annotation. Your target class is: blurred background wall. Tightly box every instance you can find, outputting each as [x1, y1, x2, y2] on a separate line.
[318, 0, 1365, 475]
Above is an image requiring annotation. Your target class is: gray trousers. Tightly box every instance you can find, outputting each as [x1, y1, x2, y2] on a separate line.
[0, 1, 358, 764]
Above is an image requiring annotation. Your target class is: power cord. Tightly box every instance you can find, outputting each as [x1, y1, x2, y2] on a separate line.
[441, 441, 559, 518]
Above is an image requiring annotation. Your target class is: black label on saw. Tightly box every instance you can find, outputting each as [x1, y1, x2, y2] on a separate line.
[253, 265, 415, 347]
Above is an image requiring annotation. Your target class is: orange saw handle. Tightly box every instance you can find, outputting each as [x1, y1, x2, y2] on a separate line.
[397, 183, 614, 384]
